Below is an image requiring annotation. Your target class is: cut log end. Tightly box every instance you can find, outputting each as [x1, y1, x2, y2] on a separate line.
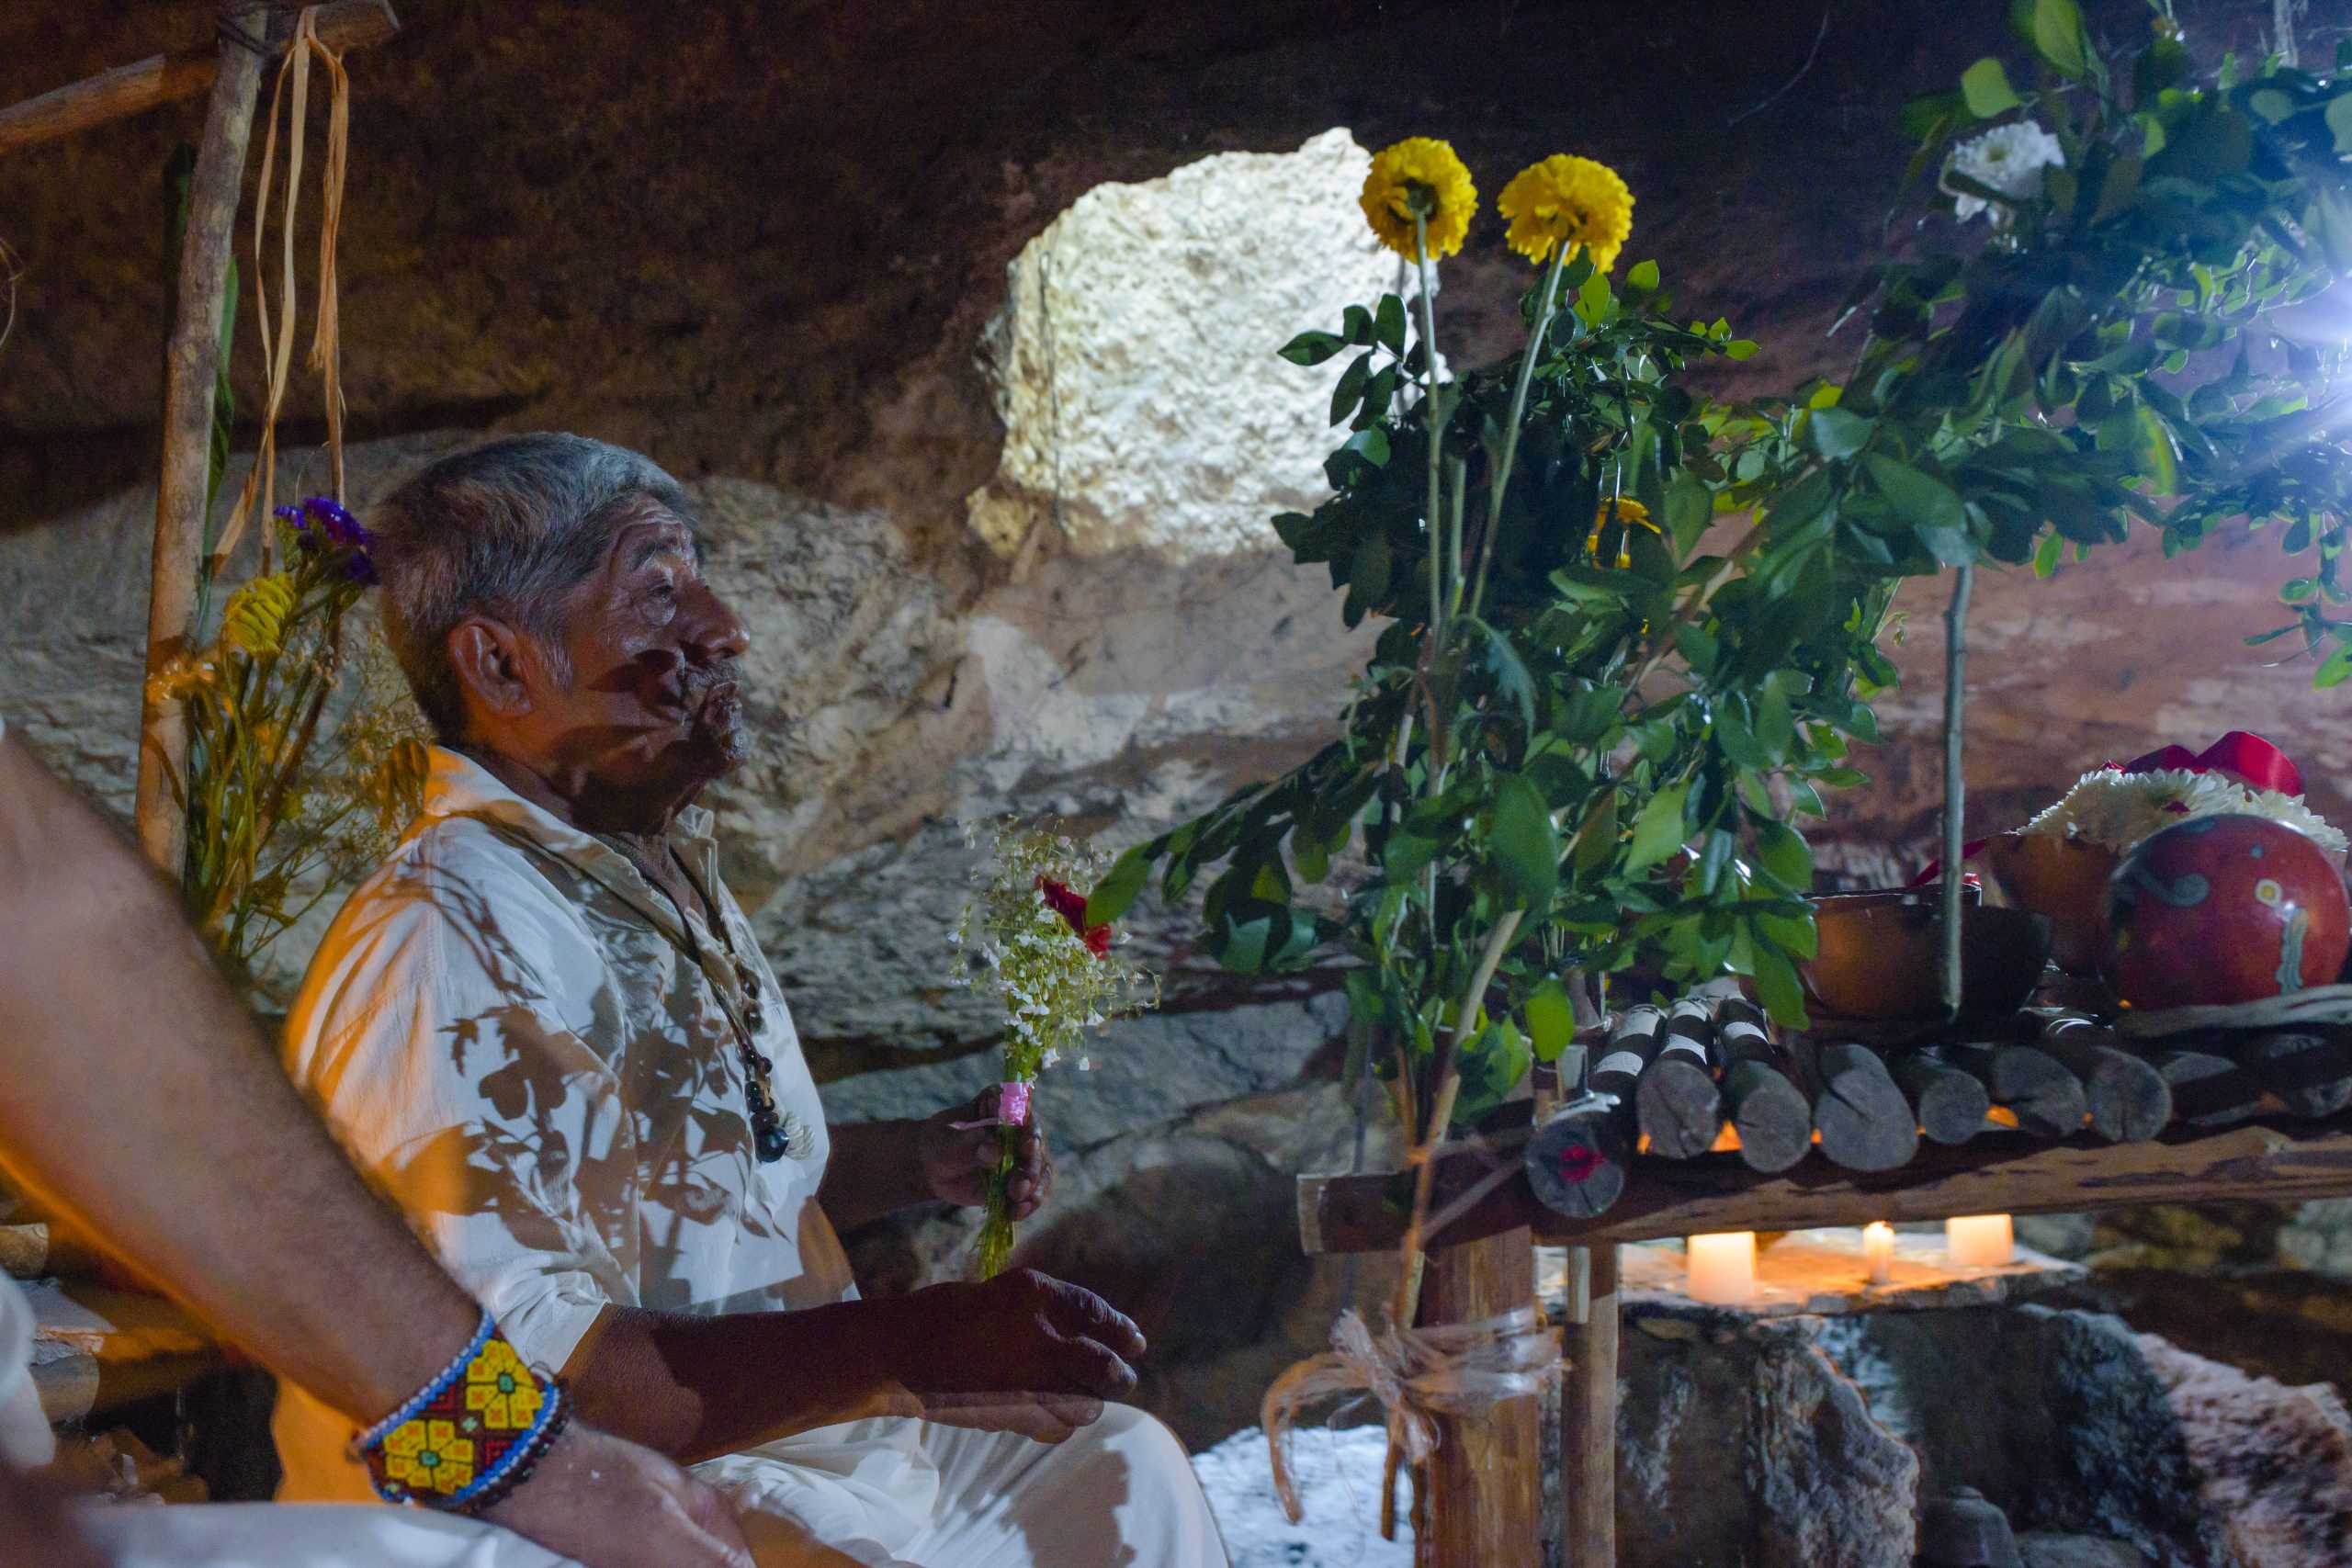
[1635, 1058, 1723, 1160]
[1809, 1042, 1920, 1172]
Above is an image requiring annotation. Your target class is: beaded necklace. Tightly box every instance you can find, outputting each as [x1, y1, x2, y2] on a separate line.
[604, 834, 809, 1166]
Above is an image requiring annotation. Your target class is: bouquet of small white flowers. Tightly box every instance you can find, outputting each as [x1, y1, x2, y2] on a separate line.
[949, 821, 1158, 1277]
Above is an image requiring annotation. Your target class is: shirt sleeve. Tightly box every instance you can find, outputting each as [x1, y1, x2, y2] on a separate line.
[283, 857, 631, 1376]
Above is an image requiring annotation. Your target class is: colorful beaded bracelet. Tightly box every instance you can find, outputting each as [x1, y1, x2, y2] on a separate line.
[349, 1312, 569, 1513]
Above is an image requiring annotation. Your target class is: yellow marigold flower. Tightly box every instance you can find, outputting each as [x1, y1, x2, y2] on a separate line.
[1498, 154, 1635, 271]
[1361, 138, 1477, 260]
[1588, 496, 1658, 569]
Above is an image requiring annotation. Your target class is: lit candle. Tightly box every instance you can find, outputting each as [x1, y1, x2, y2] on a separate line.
[1946, 1213, 2014, 1268]
[1863, 1221, 1894, 1286]
[1686, 1231, 1757, 1305]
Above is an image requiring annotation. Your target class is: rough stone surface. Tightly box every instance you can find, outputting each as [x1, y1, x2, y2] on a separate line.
[1818, 1305, 2228, 1568]
[2142, 1336, 2352, 1568]
[2018, 1536, 2152, 1568]
[1617, 1314, 1918, 1568]
[967, 129, 1419, 559]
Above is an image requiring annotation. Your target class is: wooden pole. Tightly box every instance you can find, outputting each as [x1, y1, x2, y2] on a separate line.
[1939, 563, 1973, 1019]
[134, 4, 273, 875]
[1561, 1244, 1619, 1568]
[1417, 1225, 1543, 1568]
[0, 2, 396, 160]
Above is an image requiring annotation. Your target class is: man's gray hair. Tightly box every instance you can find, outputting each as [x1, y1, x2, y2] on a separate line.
[370, 433, 695, 741]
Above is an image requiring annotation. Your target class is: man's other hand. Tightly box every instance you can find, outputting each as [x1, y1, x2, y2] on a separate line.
[916, 1086, 1053, 1218]
[484, 1423, 754, 1568]
[897, 1268, 1143, 1403]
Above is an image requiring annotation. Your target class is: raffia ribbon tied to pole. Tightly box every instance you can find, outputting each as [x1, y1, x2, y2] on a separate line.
[1260, 1303, 1563, 1534]
[211, 4, 352, 581]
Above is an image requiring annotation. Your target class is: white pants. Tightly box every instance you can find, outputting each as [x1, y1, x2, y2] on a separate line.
[77, 1506, 571, 1568]
[695, 1407, 1228, 1568]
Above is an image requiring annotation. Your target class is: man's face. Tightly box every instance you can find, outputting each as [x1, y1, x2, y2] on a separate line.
[514, 502, 751, 818]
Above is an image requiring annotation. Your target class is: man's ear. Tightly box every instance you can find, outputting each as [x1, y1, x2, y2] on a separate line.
[445, 617, 535, 727]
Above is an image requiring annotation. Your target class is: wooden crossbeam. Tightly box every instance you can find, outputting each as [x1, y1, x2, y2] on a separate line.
[1298, 1112, 2352, 1255]
[0, 0, 397, 161]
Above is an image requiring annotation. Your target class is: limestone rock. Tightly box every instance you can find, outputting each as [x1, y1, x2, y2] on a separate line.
[2142, 1335, 2352, 1568]
[1618, 1314, 1917, 1568]
[2017, 1536, 2150, 1568]
[967, 129, 1422, 560]
[1822, 1305, 2227, 1568]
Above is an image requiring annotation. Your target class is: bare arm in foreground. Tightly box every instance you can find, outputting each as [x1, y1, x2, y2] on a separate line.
[0, 732, 752, 1568]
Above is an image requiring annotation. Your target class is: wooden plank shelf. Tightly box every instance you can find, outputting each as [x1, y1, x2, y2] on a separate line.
[1299, 1111, 2352, 1256]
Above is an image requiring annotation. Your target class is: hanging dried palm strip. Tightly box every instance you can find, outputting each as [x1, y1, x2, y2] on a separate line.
[211, 6, 350, 582]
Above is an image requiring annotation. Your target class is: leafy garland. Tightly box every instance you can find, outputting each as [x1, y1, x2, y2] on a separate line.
[1086, 0, 2352, 1218]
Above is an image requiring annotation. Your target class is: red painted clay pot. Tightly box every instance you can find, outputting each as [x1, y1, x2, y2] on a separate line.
[2098, 814, 2352, 1012]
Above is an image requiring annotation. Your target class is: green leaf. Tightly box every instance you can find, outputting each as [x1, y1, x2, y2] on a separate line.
[1343, 966, 1385, 1028]
[1451, 1021, 1532, 1129]
[1625, 783, 1690, 873]
[1749, 942, 1810, 1030]
[1864, 454, 1976, 565]
[2317, 643, 2352, 689]
[1524, 979, 1578, 1064]
[1752, 820, 1813, 892]
[1279, 330, 1345, 367]
[1626, 258, 1660, 294]
[1575, 791, 1619, 874]
[1475, 617, 1540, 729]
[1804, 407, 1873, 461]
[2327, 95, 2352, 156]
[2011, 0, 2086, 77]
[1330, 353, 1371, 426]
[1491, 773, 1562, 908]
[1085, 843, 1153, 926]
[1961, 57, 2023, 119]
[1725, 339, 1759, 361]
[1578, 268, 1612, 322]
[1374, 293, 1408, 355]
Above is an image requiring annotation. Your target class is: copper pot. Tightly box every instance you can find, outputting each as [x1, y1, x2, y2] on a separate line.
[1799, 889, 2052, 1022]
[1982, 831, 2116, 975]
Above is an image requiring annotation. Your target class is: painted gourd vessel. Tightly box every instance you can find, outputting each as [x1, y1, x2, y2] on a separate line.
[2099, 814, 2352, 1011]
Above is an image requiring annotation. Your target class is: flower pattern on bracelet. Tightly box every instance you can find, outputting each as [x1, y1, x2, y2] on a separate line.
[357, 1323, 561, 1507]
[464, 1337, 544, 1430]
[383, 1419, 475, 1493]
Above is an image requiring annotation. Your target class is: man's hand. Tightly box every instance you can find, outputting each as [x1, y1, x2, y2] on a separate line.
[891, 1268, 1143, 1403]
[483, 1423, 755, 1568]
[916, 1086, 1054, 1218]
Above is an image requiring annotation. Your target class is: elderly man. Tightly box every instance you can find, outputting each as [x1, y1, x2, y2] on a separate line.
[0, 724, 752, 1568]
[273, 434, 1227, 1567]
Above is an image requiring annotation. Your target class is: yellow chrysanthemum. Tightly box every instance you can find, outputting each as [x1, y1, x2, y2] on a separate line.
[1360, 138, 1478, 260]
[1498, 154, 1634, 271]
[1588, 496, 1658, 568]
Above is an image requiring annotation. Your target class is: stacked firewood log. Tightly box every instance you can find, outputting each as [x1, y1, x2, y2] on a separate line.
[1523, 984, 2352, 1223]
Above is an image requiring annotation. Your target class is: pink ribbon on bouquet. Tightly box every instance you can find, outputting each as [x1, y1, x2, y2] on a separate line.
[950, 1081, 1032, 1131]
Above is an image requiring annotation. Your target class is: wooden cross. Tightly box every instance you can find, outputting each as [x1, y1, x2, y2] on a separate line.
[0, 1, 399, 874]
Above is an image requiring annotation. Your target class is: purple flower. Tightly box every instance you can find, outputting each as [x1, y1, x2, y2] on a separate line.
[300, 496, 370, 548]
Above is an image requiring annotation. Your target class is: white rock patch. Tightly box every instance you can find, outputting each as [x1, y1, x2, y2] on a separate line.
[969, 128, 1424, 560]
[1190, 1425, 1413, 1568]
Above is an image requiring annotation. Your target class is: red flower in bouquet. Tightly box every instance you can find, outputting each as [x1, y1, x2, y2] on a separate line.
[1035, 875, 1114, 956]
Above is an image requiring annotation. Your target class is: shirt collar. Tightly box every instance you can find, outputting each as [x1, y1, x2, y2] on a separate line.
[418, 745, 727, 946]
